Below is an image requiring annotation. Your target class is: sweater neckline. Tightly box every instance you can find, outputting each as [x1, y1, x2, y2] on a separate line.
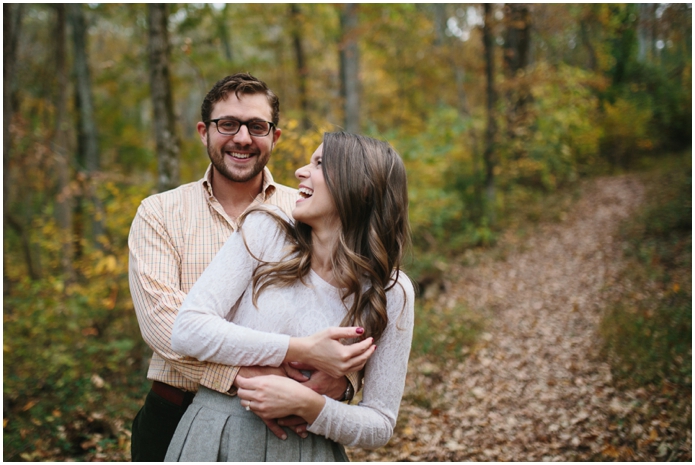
[309, 269, 341, 290]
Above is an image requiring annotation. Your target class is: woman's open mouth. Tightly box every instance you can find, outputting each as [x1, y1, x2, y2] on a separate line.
[298, 187, 314, 199]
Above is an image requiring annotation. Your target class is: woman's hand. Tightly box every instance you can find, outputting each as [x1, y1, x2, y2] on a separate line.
[236, 375, 325, 424]
[286, 327, 376, 378]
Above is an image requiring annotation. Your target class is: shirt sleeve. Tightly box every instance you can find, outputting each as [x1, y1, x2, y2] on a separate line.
[129, 197, 239, 392]
[306, 274, 415, 449]
[171, 211, 293, 367]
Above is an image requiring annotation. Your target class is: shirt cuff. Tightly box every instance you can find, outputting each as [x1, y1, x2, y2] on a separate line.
[346, 370, 362, 396]
[199, 363, 240, 394]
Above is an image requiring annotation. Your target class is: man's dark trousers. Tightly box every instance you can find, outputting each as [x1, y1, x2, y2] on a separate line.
[131, 387, 194, 461]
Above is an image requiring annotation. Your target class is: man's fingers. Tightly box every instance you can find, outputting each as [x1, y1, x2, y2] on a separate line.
[277, 415, 307, 427]
[262, 418, 288, 440]
[284, 364, 309, 382]
[288, 362, 316, 371]
[295, 426, 308, 438]
[235, 375, 255, 390]
[295, 425, 307, 434]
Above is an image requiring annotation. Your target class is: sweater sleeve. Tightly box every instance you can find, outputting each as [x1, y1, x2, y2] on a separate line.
[306, 274, 415, 449]
[171, 210, 293, 368]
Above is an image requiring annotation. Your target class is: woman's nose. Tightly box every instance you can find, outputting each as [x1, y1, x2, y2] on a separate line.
[295, 164, 310, 180]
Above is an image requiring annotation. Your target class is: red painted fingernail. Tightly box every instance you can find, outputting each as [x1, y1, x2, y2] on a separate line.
[356, 327, 364, 334]
[374, 346, 377, 350]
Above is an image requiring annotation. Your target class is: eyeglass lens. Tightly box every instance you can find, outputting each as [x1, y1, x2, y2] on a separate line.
[216, 119, 271, 136]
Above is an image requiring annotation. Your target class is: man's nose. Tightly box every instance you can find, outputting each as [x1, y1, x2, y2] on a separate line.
[232, 124, 253, 145]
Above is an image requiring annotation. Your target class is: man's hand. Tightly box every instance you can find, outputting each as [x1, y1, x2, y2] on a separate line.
[277, 415, 310, 438]
[233, 366, 310, 440]
[289, 362, 348, 401]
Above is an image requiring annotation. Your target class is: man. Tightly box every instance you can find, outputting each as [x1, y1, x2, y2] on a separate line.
[129, 73, 356, 461]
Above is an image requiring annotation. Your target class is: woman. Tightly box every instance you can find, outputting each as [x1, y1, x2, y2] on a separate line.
[165, 132, 414, 461]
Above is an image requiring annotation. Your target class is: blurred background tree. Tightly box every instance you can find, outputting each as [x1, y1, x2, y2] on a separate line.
[3, 3, 690, 461]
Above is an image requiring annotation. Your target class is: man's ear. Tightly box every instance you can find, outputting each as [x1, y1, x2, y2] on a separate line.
[196, 122, 208, 147]
[271, 127, 282, 150]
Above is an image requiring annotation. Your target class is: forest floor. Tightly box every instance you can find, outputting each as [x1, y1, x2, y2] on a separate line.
[347, 174, 692, 461]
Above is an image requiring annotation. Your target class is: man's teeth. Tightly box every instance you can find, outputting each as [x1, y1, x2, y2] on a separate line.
[229, 152, 251, 159]
[299, 187, 313, 198]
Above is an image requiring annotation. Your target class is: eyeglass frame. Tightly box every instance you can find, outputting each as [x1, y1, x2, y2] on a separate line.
[206, 118, 276, 137]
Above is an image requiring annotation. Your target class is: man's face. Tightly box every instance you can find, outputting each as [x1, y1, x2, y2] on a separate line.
[197, 92, 281, 184]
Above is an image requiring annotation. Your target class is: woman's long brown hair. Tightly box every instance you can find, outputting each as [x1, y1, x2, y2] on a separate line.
[239, 132, 410, 342]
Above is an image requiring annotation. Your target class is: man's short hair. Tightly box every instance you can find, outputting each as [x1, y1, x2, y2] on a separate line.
[201, 73, 280, 126]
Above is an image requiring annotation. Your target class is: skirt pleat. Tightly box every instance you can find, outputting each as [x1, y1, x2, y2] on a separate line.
[165, 386, 349, 462]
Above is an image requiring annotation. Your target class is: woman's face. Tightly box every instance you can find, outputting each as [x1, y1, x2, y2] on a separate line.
[292, 144, 339, 231]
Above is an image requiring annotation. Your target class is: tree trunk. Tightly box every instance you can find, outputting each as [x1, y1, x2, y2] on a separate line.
[483, 3, 498, 223]
[650, 3, 658, 63]
[4, 4, 23, 217]
[637, 3, 650, 63]
[579, 19, 598, 72]
[147, 4, 181, 193]
[503, 4, 531, 74]
[3, 4, 31, 287]
[290, 4, 311, 131]
[433, 4, 470, 116]
[339, 3, 360, 134]
[5, 215, 40, 281]
[69, 4, 105, 247]
[433, 3, 447, 47]
[54, 4, 75, 283]
[612, 4, 638, 87]
[217, 4, 233, 62]
[503, 3, 532, 157]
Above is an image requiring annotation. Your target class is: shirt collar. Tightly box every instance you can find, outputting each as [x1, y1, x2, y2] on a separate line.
[201, 164, 277, 201]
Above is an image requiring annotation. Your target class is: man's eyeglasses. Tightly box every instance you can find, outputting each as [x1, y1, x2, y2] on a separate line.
[207, 118, 275, 137]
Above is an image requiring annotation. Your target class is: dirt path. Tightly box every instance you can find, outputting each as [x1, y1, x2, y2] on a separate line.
[348, 175, 665, 461]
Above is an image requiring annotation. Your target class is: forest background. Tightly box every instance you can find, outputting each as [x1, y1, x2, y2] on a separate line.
[3, 3, 691, 461]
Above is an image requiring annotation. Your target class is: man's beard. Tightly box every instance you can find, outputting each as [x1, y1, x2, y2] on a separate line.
[207, 137, 269, 183]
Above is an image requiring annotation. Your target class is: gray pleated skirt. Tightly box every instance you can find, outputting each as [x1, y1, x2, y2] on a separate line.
[165, 386, 349, 462]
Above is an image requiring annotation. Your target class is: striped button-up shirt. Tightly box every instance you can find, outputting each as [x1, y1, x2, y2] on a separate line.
[128, 165, 298, 393]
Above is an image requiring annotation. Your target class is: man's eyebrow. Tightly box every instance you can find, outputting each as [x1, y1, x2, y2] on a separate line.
[215, 115, 267, 121]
